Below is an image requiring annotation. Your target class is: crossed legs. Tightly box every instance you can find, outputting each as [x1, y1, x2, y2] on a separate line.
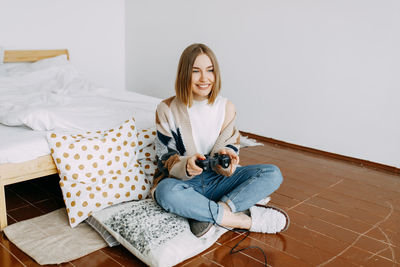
[155, 164, 284, 231]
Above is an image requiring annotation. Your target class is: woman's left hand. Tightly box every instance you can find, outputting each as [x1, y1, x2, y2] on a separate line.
[216, 148, 240, 177]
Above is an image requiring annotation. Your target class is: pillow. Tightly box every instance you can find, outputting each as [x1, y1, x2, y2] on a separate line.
[91, 199, 227, 267]
[136, 127, 158, 181]
[30, 55, 69, 71]
[47, 117, 151, 227]
[85, 127, 157, 247]
[85, 216, 120, 247]
[0, 55, 69, 77]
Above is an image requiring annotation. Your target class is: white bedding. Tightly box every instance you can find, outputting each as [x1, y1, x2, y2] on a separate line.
[0, 55, 161, 164]
[0, 125, 48, 164]
[0, 90, 161, 165]
[0, 55, 161, 132]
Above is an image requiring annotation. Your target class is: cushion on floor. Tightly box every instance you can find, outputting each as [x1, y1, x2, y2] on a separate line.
[91, 199, 227, 267]
[47, 117, 151, 227]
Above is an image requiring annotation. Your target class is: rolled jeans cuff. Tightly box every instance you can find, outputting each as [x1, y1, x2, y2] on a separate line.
[220, 195, 237, 213]
[215, 202, 225, 224]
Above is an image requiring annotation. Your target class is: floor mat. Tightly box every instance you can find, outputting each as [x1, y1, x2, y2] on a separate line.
[4, 208, 107, 265]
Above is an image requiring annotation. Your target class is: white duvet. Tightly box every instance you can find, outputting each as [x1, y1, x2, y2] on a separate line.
[0, 56, 161, 131]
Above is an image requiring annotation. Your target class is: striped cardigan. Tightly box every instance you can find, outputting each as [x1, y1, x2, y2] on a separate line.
[153, 96, 240, 188]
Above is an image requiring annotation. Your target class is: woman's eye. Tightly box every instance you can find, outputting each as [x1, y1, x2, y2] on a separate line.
[192, 70, 199, 73]
[208, 69, 214, 72]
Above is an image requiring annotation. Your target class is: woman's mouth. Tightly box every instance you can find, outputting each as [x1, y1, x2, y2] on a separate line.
[197, 84, 211, 89]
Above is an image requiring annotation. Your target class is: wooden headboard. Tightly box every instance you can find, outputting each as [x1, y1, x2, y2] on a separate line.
[3, 49, 69, 63]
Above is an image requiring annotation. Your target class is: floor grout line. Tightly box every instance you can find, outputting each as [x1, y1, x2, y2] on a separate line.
[198, 245, 224, 267]
[6, 213, 18, 224]
[276, 188, 395, 228]
[198, 255, 224, 267]
[206, 237, 272, 266]
[301, 201, 397, 234]
[320, 184, 400, 211]
[98, 249, 124, 266]
[29, 198, 61, 214]
[316, 201, 394, 266]
[0, 239, 27, 267]
[287, 192, 320, 211]
[246, 234, 303, 262]
[283, 222, 397, 264]
[365, 247, 389, 261]
[377, 226, 396, 263]
[291, 208, 399, 249]
[13, 192, 49, 207]
[238, 249, 269, 265]
[287, 179, 344, 211]
[284, 178, 400, 215]
[33, 197, 56, 204]
[303, 227, 394, 264]
[7, 202, 43, 214]
[6, 203, 31, 212]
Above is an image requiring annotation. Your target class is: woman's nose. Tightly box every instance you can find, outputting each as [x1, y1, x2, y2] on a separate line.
[199, 71, 208, 81]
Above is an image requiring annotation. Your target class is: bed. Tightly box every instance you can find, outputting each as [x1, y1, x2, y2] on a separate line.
[0, 50, 161, 229]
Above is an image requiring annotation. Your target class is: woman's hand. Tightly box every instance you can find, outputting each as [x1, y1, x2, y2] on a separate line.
[217, 148, 240, 176]
[186, 154, 205, 177]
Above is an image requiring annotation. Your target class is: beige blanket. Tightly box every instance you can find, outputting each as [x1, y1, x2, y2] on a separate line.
[4, 208, 107, 265]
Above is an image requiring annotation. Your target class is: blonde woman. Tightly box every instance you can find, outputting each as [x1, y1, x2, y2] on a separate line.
[152, 43, 289, 237]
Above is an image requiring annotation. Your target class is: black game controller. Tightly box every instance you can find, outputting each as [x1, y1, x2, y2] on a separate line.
[195, 153, 231, 172]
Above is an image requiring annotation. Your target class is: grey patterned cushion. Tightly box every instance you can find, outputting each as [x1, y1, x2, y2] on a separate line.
[91, 199, 227, 267]
[85, 216, 120, 247]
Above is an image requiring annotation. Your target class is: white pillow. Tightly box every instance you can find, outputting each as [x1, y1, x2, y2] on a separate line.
[30, 54, 69, 71]
[92, 199, 227, 267]
[0, 55, 69, 77]
[47, 117, 150, 227]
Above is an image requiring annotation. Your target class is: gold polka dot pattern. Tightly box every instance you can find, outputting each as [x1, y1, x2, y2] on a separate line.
[47, 117, 149, 228]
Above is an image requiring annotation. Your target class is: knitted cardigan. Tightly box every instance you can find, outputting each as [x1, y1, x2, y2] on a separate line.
[153, 96, 241, 188]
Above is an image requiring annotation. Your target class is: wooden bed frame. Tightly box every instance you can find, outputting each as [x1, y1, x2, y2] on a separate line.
[0, 49, 69, 229]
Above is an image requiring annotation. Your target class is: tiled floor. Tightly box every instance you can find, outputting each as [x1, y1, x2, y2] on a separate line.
[1, 139, 399, 266]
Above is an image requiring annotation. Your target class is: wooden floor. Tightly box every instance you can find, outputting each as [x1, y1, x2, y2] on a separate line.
[1, 139, 399, 266]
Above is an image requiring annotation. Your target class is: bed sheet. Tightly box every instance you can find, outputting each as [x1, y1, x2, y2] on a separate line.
[0, 91, 161, 164]
[0, 124, 48, 164]
[0, 55, 162, 132]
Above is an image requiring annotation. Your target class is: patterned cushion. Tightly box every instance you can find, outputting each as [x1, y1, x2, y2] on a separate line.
[136, 128, 158, 180]
[91, 199, 227, 267]
[47, 117, 150, 227]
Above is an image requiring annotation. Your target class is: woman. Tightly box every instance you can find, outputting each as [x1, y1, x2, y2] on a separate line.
[152, 43, 289, 237]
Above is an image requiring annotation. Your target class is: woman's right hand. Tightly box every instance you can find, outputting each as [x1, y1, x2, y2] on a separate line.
[186, 154, 205, 176]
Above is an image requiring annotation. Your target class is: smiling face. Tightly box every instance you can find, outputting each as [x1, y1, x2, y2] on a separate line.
[191, 54, 215, 101]
[175, 43, 221, 107]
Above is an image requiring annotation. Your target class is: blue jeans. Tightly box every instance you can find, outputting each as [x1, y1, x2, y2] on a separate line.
[154, 164, 283, 224]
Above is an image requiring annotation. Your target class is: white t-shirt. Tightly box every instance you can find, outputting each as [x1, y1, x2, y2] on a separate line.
[187, 96, 227, 155]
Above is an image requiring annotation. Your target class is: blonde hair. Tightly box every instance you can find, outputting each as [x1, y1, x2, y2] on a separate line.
[175, 43, 221, 107]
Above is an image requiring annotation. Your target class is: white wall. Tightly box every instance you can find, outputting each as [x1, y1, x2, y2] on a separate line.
[0, 0, 125, 90]
[126, 0, 400, 168]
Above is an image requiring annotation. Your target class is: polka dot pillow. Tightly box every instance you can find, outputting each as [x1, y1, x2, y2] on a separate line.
[136, 128, 158, 182]
[47, 117, 150, 227]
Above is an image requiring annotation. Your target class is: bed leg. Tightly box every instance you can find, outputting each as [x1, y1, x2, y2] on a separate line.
[0, 183, 7, 230]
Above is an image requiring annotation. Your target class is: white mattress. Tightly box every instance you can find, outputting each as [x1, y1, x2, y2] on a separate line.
[0, 124, 49, 164]
[0, 92, 161, 164]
